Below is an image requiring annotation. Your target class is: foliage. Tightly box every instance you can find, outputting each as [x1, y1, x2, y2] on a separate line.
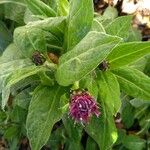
[0, 0, 150, 149]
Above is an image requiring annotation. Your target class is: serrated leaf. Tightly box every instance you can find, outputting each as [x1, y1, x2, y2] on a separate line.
[85, 101, 118, 150]
[14, 17, 66, 57]
[26, 85, 64, 150]
[26, 0, 56, 17]
[112, 67, 150, 100]
[97, 71, 121, 115]
[64, 0, 93, 51]
[56, 31, 122, 86]
[107, 42, 150, 69]
[105, 16, 132, 39]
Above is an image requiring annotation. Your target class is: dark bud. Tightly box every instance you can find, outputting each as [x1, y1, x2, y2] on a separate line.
[93, 0, 100, 5]
[32, 51, 46, 66]
[99, 60, 109, 71]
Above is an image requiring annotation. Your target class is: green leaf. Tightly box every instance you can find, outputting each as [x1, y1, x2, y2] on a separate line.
[0, 110, 7, 122]
[97, 71, 121, 115]
[4, 125, 19, 140]
[115, 129, 126, 145]
[95, 16, 112, 28]
[85, 71, 120, 149]
[26, 85, 64, 150]
[131, 55, 149, 72]
[107, 42, 150, 69]
[105, 16, 132, 39]
[25, 0, 56, 17]
[48, 127, 65, 150]
[11, 105, 27, 123]
[137, 108, 150, 134]
[14, 17, 66, 57]
[103, 6, 118, 20]
[62, 114, 83, 150]
[144, 55, 150, 76]
[112, 67, 150, 100]
[121, 99, 134, 128]
[0, 43, 24, 62]
[64, 0, 93, 51]
[0, 59, 32, 91]
[127, 27, 142, 42]
[62, 114, 83, 143]
[24, 8, 40, 24]
[56, 31, 122, 86]
[57, 0, 69, 16]
[4, 0, 26, 24]
[91, 19, 105, 33]
[130, 98, 150, 108]
[0, 44, 30, 106]
[0, 0, 25, 5]
[122, 135, 146, 150]
[14, 87, 31, 109]
[39, 72, 54, 86]
[1, 65, 47, 109]
[80, 74, 99, 99]
[85, 101, 118, 150]
[0, 21, 12, 54]
[86, 137, 98, 150]
[7, 66, 46, 88]
[0, 5, 4, 19]
[48, 0, 57, 12]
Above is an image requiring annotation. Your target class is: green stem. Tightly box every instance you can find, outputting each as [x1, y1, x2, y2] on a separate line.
[72, 81, 79, 90]
[43, 61, 57, 70]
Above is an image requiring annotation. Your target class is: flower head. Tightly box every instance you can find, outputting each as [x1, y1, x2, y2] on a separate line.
[69, 90, 100, 124]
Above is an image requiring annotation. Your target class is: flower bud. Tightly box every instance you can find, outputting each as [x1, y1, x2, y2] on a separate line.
[69, 90, 100, 124]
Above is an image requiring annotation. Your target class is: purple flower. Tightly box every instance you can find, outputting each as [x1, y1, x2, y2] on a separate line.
[69, 90, 100, 124]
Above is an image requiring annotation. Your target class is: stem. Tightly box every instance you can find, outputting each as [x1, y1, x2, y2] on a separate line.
[43, 61, 57, 71]
[47, 44, 63, 51]
[72, 81, 79, 90]
[59, 103, 69, 113]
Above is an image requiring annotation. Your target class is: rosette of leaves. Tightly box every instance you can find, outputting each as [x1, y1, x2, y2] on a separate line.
[0, 0, 150, 149]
